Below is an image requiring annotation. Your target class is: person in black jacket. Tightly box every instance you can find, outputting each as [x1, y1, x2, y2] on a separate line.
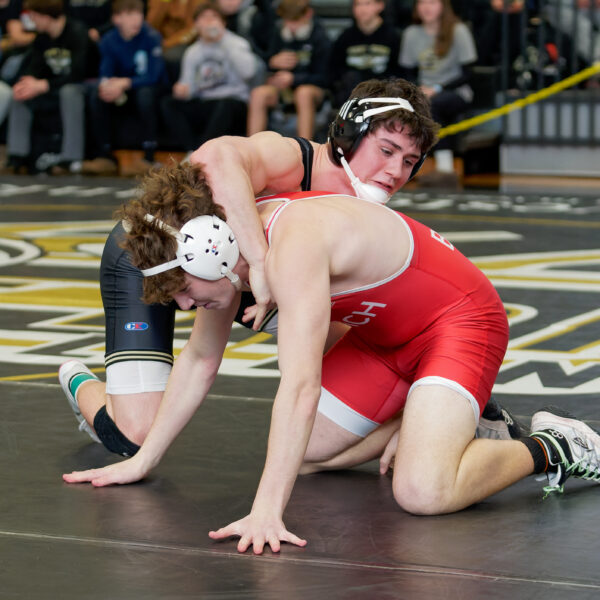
[246, 0, 330, 139]
[66, 0, 114, 77]
[329, 0, 401, 108]
[5, 0, 89, 173]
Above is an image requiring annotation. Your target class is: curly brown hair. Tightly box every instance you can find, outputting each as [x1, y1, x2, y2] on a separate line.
[349, 78, 439, 155]
[117, 163, 226, 304]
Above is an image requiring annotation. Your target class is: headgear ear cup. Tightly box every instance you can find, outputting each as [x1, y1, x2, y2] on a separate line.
[328, 98, 370, 164]
[141, 214, 240, 286]
[408, 154, 426, 181]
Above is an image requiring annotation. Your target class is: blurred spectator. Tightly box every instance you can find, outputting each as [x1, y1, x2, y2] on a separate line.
[246, 0, 330, 139]
[476, 0, 529, 67]
[399, 0, 477, 187]
[217, 0, 276, 64]
[66, 0, 112, 41]
[5, 0, 88, 174]
[0, 0, 36, 84]
[545, 0, 600, 66]
[385, 0, 471, 28]
[0, 2, 13, 133]
[329, 0, 400, 108]
[160, 2, 256, 153]
[65, 0, 114, 80]
[146, 0, 202, 82]
[0, 76, 9, 135]
[82, 0, 168, 176]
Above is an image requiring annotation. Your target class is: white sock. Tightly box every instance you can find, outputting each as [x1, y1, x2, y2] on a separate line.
[434, 149, 454, 173]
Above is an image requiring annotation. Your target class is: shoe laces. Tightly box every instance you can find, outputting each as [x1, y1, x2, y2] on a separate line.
[566, 457, 600, 483]
[542, 460, 600, 497]
[541, 432, 600, 496]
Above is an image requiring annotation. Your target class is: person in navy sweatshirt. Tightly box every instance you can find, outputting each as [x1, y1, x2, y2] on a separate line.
[81, 0, 168, 176]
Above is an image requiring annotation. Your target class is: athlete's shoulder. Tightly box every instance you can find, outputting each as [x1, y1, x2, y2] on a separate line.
[248, 131, 301, 150]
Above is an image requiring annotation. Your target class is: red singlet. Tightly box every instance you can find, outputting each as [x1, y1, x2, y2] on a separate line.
[260, 192, 509, 433]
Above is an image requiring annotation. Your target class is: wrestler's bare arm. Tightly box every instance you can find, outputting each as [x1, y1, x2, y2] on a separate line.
[191, 132, 307, 194]
[209, 213, 332, 554]
[190, 133, 306, 328]
[63, 299, 240, 486]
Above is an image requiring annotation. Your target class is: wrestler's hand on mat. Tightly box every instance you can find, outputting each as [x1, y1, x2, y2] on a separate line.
[379, 429, 400, 475]
[209, 513, 307, 554]
[62, 457, 148, 487]
[247, 265, 272, 331]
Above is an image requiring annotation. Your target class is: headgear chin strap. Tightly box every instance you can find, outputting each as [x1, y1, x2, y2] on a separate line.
[339, 155, 390, 205]
[328, 96, 427, 200]
[141, 214, 240, 288]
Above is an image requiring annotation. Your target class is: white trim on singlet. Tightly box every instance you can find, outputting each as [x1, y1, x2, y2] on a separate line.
[317, 386, 379, 437]
[259, 194, 415, 293]
[409, 376, 480, 424]
[258, 193, 361, 245]
[318, 376, 480, 438]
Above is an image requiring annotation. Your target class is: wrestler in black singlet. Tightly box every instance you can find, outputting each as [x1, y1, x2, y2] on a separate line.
[101, 137, 314, 371]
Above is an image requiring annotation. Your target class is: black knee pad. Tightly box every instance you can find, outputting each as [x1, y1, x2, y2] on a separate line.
[93, 406, 141, 457]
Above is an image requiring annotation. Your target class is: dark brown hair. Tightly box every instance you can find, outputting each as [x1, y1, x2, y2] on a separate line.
[349, 78, 439, 154]
[277, 0, 311, 21]
[25, 0, 64, 18]
[117, 163, 226, 304]
[194, 0, 225, 20]
[112, 0, 144, 15]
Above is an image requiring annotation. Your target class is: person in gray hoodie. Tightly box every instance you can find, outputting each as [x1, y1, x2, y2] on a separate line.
[160, 0, 258, 152]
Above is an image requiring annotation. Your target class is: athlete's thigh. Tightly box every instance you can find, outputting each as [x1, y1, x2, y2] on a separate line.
[101, 222, 176, 370]
[392, 384, 476, 486]
[305, 410, 362, 462]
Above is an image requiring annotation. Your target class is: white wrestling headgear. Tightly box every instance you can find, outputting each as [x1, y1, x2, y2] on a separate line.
[140, 214, 240, 286]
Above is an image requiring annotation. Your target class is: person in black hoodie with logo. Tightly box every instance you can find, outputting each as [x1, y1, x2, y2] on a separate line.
[329, 0, 401, 108]
[246, 0, 330, 140]
[5, 0, 89, 173]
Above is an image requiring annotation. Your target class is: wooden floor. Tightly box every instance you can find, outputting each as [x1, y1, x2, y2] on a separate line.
[1, 174, 600, 598]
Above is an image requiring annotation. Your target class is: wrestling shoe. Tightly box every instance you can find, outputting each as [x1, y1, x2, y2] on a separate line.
[530, 405, 600, 495]
[59, 360, 101, 443]
[476, 397, 526, 440]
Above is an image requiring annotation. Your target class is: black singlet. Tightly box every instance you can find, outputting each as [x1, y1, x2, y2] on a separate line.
[102, 137, 313, 366]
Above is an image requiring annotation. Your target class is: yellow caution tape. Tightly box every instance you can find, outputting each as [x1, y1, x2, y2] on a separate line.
[438, 61, 600, 138]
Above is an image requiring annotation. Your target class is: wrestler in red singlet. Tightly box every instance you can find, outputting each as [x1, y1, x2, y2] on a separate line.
[259, 191, 509, 432]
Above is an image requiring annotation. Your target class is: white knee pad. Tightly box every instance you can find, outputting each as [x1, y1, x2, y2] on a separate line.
[106, 360, 171, 395]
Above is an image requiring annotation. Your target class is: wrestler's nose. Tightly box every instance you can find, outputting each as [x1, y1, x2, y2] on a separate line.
[173, 293, 195, 310]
